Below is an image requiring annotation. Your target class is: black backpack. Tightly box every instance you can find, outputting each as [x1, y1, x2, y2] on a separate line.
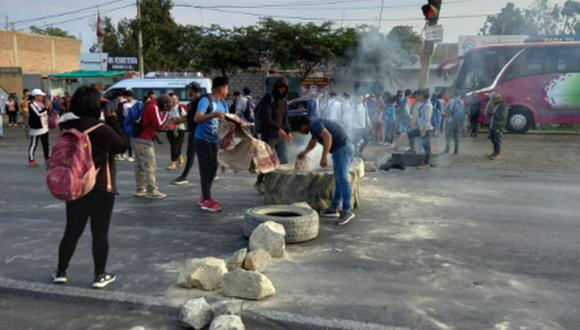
[186, 95, 216, 133]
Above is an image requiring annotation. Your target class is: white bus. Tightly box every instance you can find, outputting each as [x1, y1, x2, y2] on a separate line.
[104, 78, 212, 104]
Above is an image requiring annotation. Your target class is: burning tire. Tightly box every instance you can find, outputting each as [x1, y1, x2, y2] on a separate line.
[244, 205, 319, 243]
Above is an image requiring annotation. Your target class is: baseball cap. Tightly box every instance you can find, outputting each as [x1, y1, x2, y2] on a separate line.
[31, 89, 46, 97]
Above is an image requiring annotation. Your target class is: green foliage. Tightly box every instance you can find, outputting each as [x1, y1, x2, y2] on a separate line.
[481, 0, 580, 35]
[29, 26, 76, 39]
[387, 26, 423, 56]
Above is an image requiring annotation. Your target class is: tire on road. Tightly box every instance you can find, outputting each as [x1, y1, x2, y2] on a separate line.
[506, 106, 533, 134]
[244, 204, 319, 244]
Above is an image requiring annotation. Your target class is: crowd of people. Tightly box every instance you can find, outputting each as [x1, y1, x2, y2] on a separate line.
[0, 78, 509, 289]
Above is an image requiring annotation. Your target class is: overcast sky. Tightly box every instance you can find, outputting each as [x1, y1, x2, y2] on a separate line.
[0, 0, 569, 51]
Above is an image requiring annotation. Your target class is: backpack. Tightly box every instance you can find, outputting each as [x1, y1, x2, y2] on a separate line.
[186, 95, 215, 133]
[46, 123, 111, 201]
[450, 99, 465, 122]
[123, 101, 144, 138]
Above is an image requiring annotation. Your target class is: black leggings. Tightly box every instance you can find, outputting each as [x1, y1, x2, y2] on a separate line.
[28, 133, 49, 162]
[195, 139, 218, 200]
[8, 112, 17, 124]
[167, 130, 185, 162]
[58, 190, 115, 276]
[180, 132, 196, 178]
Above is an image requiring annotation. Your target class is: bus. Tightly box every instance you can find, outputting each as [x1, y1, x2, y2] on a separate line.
[449, 42, 580, 133]
[104, 78, 212, 105]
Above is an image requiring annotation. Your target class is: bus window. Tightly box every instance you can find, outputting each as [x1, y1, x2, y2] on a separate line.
[555, 46, 580, 73]
[455, 47, 521, 92]
[504, 48, 554, 81]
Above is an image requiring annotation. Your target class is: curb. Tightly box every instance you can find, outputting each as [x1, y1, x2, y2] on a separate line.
[0, 277, 407, 330]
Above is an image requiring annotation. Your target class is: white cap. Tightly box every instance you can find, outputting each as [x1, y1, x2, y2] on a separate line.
[31, 89, 46, 97]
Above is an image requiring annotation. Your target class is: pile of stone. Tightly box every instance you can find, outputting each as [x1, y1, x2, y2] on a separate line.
[180, 297, 245, 330]
[177, 221, 288, 328]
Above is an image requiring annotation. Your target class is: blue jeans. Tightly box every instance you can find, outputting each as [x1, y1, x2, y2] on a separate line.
[331, 143, 355, 213]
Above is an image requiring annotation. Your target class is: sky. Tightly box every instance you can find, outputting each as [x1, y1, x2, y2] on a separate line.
[0, 0, 569, 51]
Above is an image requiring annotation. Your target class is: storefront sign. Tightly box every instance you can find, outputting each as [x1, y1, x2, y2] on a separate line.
[107, 54, 139, 71]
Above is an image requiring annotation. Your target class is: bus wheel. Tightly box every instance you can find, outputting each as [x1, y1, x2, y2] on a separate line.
[507, 107, 533, 134]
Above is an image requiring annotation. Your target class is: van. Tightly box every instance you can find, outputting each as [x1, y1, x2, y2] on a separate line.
[104, 78, 212, 104]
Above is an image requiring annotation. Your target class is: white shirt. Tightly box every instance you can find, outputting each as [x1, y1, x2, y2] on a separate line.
[351, 102, 369, 130]
[325, 99, 342, 122]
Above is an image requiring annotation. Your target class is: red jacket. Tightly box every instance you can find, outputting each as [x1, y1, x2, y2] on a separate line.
[139, 100, 168, 141]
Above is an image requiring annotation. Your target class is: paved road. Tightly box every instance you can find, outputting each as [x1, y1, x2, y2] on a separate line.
[0, 126, 579, 329]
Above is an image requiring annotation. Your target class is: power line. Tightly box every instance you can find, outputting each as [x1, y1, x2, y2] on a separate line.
[5, 0, 131, 27]
[18, 3, 135, 32]
[174, 5, 491, 23]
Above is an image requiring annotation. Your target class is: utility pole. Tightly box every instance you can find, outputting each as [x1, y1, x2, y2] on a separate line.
[418, 0, 442, 90]
[5, 16, 8, 31]
[137, 0, 145, 78]
[378, 0, 385, 29]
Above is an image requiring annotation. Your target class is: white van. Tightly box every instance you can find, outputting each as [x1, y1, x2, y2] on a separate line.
[104, 78, 212, 104]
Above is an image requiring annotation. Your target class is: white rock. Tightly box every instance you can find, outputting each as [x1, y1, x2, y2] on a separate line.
[226, 248, 248, 271]
[180, 298, 214, 329]
[222, 269, 276, 300]
[209, 315, 245, 330]
[177, 257, 227, 291]
[364, 161, 377, 172]
[211, 299, 243, 316]
[243, 249, 271, 273]
[249, 221, 286, 258]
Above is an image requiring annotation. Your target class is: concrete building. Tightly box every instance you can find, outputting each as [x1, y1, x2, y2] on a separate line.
[0, 30, 81, 100]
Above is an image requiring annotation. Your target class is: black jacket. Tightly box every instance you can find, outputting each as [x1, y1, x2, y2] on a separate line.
[28, 101, 46, 129]
[60, 116, 128, 194]
[258, 77, 289, 139]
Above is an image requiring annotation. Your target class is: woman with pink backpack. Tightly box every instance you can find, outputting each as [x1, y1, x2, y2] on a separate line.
[52, 86, 128, 289]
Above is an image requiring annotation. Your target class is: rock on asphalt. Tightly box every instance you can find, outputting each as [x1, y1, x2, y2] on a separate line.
[249, 221, 286, 258]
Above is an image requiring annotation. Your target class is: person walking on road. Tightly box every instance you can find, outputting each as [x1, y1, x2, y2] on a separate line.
[27, 89, 51, 168]
[296, 116, 356, 226]
[444, 93, 466, 155]
[132, 95, 171, 199]
[53, 86, 128, 289]
[20, 89, 30, 128]
[5, 94, 19, 127]
[406, 89, 434, 169]
[486, 93, 508, 160]
[172, 82, 202, 185]
[166, 93, 187, 170]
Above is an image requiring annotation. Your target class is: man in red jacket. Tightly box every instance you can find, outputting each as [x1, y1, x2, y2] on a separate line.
[133, 95, 172, 199]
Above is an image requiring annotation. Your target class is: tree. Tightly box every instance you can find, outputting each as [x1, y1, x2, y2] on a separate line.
[90, 17, 122, 53]
[29, 26, 76, 39]
[480, 2, 538, 35]
[258, 18, 358, 80]
[386, 26, 423, 57]
[481, 1, 580, 36]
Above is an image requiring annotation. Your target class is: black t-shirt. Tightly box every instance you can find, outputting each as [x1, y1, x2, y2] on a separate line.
[310, 118, 350, 154]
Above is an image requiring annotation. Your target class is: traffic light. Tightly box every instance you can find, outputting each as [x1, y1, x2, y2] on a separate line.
[422, 0, 442, 26]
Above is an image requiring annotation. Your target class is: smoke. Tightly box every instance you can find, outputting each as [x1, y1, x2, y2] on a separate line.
[344, 27, 413, 95]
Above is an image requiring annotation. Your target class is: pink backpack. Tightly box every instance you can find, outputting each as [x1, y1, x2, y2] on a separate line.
[47, 123, 111, 201]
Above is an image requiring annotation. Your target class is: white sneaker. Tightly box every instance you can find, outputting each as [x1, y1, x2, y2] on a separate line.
[145, 190, 167, 199]
[134, 190, 147, 198]
[127, 157, 135, 162]
[52, 271, 68, 284]
[92, 273, 116, 289]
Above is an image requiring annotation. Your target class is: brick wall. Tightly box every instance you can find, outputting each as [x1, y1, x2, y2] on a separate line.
[211, 70, 269, 100]
[0, 31, 81, 76]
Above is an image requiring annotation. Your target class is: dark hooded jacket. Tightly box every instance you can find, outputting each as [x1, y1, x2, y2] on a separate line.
[257, 77, 289, 139]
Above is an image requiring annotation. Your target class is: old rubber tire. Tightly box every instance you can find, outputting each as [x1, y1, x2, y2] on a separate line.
[244, 205, 319, 244]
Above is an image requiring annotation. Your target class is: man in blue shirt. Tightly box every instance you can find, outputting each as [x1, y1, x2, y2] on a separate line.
[295, 116, 356, 226]
[194, 77, 229, 212]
